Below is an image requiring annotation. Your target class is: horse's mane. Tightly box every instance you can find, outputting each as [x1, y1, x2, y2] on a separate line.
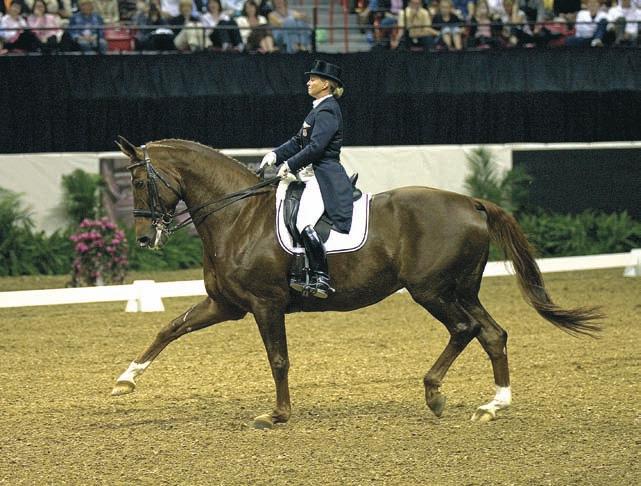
[149, 138, 257, 178]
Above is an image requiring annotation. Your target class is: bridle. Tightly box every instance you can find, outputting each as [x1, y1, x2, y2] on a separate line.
[127, 144, 280, 238]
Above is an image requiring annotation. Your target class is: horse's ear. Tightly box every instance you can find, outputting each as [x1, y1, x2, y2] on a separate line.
[115, 135, 138, 160]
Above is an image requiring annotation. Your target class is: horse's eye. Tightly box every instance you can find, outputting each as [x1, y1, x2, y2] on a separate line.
[134, 180, 145, 189]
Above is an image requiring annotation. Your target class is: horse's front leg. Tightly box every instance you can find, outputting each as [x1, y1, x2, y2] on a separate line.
[111, 297, 246, 396]
[252, 303, 291, 429]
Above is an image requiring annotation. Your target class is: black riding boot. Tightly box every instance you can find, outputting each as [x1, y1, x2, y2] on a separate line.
[288, 253, 307, 294]
[300, 225, 334, 299]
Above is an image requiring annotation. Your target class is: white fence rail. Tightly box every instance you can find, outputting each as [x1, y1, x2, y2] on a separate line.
[0, 250, 639, 312]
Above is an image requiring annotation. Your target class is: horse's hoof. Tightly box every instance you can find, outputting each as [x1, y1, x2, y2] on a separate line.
[253, 414, 274, 430]
[427, 393, 446, 417]
[111, 380, 135, 396]
[471, 408, 495, 423]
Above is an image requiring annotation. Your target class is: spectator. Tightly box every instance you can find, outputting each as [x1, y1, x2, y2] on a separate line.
[94, 0, 119, 23]
[134, 1, 175, 49]
[487, 0, 505, 17]
[161, 0, 187, 17]
[170, 0, 210, 50]
[24, 0, 72, 19]
[432, 0, 464, 50]
[257, 0, 271, 17]
[201, 0, 243, 49]
[27, 0, 63, 51]
[68, 0, 107, 52]
[236, 0, 275, 52]
[358, 0, 403, 47]
[518, 0, 538, 21]
[497, 0, 533, 46]
[553, 0, 581, 22]
[452, 0, 476, 19]
[607, 0, 639, 45]
[267, 0, 310, 52]
[469, 0, 504, 47]
[532, 8, 571, 47]
[377, 0, 404, 47]
[565, 0, 607, 46]
[391, 0, 439, 49]
[1, 1, 40, 51]
[119, 0, 139, 20]
[221, 0, 244, 17]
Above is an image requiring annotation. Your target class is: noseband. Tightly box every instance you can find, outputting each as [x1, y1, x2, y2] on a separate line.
[127, 145, 280, 236]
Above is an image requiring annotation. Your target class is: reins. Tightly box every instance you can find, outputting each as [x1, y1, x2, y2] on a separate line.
[171, 174, 280, 232]
[128, 145, 280, 235]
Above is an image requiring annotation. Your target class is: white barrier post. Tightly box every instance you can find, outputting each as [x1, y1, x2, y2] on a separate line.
[125, 280, 165, 312]
[623, 249, 641, 277]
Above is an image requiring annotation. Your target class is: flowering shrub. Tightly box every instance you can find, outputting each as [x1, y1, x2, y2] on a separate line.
[69, 218, 128, 287]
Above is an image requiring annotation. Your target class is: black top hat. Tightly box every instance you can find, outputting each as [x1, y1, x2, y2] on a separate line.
[305, 60, 343, 87]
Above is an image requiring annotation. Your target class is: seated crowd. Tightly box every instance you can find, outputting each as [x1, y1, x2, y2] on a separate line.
[0, 0, 313, 53]
[1, 0, 640, 54]
[360, 0, 641, 50]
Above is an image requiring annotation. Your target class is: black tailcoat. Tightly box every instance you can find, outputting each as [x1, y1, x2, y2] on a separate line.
[274, 96, 353, 234]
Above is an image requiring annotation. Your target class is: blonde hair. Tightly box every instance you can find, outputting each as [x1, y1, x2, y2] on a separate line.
[328, 80, 344, 99]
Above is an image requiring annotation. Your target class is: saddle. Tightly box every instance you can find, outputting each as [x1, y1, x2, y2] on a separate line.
[284, 173, 362, 245]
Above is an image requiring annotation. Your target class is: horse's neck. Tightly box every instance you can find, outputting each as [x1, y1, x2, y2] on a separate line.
[173, 152, 264, 241]
[176, 154, 258, 209]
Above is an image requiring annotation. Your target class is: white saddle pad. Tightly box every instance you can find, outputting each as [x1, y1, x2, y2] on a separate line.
[275, 180, 371, 255]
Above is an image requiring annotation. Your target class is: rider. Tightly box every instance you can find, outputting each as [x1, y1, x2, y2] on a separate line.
[260, 59, 353, 299]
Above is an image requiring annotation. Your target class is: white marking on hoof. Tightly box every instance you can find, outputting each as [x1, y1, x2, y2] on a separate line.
[471, 386, 511, 422]
[111, 361, 150, 396]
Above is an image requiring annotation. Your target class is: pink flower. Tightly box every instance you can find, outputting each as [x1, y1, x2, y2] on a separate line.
[75, 242, 89, 253]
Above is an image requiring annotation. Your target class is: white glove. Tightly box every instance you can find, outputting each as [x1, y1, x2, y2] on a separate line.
[260, 151, 277, 169]
[278, 162, 290, 178]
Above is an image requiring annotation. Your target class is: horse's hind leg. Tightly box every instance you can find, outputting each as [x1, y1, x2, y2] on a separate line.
[409, 289, 480, 418]
[111, 297, 246, 396]
[463, 300, 512, 422]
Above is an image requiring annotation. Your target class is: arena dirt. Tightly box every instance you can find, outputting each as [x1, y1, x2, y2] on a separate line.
[1, 269, 640, 485]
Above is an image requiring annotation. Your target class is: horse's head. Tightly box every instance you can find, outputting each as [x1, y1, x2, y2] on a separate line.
[116, 136, 183, 250]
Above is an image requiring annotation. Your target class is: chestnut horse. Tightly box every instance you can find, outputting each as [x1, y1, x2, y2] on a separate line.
[112, 137, 601, 428]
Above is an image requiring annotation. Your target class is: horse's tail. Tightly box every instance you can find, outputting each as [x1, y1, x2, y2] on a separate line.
[476, 198, 603, 337]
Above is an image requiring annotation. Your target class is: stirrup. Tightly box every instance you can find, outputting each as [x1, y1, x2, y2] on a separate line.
[305, 274, 335, 299]
[289, 276, 307, 293]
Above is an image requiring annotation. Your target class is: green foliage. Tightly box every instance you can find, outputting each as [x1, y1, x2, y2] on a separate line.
[0, 187, 74, 276]
[0, 186, 203, 276]
[126, 228, 203, 271]
[518, 210, 641, 258]
[61, 169, 103, 225]
[464, 147, 532, 214]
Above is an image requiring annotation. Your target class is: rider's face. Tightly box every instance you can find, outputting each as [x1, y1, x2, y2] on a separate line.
[307, 75, 328, 99]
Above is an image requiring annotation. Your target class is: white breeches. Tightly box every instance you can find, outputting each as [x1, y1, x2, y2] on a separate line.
[296, 175, 325, 233]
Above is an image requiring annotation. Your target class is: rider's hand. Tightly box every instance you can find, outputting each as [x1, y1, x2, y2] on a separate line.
[260, 152, 277, 169]
[278, 162, 290, 178]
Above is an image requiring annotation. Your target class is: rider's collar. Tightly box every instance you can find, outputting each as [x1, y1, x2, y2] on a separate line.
[312, 94, 332, 109]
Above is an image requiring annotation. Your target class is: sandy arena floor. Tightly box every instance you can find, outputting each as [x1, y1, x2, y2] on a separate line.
[0, 269, 640, 485]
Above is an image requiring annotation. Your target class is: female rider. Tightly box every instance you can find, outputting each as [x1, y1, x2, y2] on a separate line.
[260, 60, 352, 299]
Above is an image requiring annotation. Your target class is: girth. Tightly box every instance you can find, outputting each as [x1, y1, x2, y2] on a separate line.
[284, 173, 362, 245]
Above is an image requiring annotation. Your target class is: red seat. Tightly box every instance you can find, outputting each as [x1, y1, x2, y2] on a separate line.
[104, 27, 135, 52]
